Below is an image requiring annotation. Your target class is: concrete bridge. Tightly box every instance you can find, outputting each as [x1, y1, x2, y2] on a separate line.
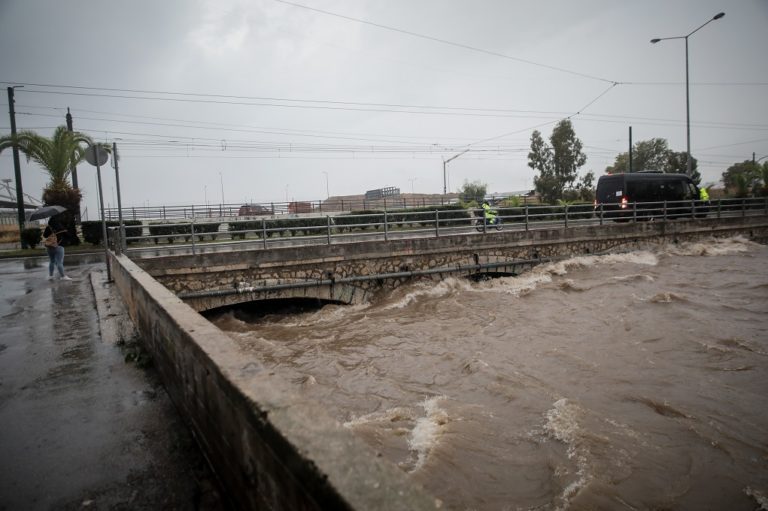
[131, 215, 768, 313]
[108, 214, 768, 510]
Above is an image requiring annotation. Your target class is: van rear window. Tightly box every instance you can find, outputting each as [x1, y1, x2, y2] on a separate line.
[596, 177, 622, 202]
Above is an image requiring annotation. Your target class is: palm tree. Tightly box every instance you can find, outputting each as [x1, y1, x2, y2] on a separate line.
[0, 126, 97, 245]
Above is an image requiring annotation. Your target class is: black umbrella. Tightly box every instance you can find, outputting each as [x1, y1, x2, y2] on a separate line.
[27, 205, 67, 221]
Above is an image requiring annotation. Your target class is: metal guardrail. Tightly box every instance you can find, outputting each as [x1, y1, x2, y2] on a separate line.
[109, 197, 768, 257]
[104, 197, 463, 221]
[103, 195, 545, 221]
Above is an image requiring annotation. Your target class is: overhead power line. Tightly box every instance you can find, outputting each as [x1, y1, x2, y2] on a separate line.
[273, 0, 619, 85]
[3, 81, 576, 116]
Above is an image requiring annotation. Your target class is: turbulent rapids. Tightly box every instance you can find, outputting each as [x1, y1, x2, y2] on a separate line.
[209, 237, 768, 510]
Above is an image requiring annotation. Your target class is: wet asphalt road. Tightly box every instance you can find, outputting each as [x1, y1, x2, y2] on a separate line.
[0, 256, 223, 510]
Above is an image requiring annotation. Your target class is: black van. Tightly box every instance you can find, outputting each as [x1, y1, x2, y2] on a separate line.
[594, 171, 706, 220]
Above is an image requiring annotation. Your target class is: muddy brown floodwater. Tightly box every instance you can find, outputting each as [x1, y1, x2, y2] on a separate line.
[211, 237, 768, 510]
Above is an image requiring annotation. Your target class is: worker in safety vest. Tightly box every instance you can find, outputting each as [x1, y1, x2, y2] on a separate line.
[482, 201, 497, 225]
[699, 187, 710, 202]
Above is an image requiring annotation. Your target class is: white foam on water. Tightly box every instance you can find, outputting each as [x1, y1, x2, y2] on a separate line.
[343, 406, 415, 429]
[664, 235, 757, 257]
[612, 273, 655, 284]
[384, 278, 472, 309]
[407, 396, 448, 472]
[745, 487, 768, 510]
[287, 302, 371, 327]
[542, 398, 593, 511]
[544, 398, 581, 453]
[481, 251, 658, 297]
[481, 270, 553, 296]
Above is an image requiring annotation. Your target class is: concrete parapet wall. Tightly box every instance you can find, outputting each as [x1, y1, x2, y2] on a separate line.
[108, 253, 440, 511]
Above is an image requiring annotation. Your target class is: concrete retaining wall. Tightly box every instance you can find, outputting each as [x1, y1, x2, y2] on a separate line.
[108, 253, 440, 511]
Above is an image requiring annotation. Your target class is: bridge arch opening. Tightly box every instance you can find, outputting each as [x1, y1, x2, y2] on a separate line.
[201, 297, 345, 323]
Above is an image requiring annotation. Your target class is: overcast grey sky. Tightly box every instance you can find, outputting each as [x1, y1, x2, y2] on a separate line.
[1, 0, 767, 217]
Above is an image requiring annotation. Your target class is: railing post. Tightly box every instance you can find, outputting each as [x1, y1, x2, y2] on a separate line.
[435, 210, 440, 237]
[384, 211, 389, 241]
[262, 218, 267, 249]
[742, 198, 746, 217]
[525, 205, 529, 231]
[632, 202, 637, 222]
[112, 227, 122, 256]
[564, 204, 569, 228]
[717, 199, 722, 219]
[663, 201, 667, 221]
[163, 205, 166, 220]
[326, 215, 331, 245]
[598, 204, 603, 225]
[190, 222, 196, 256]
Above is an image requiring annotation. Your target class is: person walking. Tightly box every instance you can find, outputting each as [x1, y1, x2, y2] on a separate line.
[43, 219, 71, 281]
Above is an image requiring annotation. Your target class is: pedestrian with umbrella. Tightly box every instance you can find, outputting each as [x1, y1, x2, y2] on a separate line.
[33, 206, 72, 281]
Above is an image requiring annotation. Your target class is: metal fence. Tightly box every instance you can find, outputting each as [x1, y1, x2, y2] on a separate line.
[103, 195, 543, 221]
[109, 197, 768, 257]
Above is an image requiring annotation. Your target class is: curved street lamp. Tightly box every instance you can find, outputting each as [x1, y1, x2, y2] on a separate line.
[651, 12, 725, 177]
[442, 149, 470, 195]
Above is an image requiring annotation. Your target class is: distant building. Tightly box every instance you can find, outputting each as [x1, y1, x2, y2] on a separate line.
[364, 187, 400, 200]
[288, 201, 313, 214]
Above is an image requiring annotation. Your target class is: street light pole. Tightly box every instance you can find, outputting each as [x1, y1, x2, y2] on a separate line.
[442, 149, 470, 195]
[651, 12, 725, 177]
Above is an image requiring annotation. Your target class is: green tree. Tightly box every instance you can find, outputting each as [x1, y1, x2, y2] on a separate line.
[634, 138, 670, 171]
[665, 150, 701, 184]
[604, 137, 700, 184]
[528, 120, 586, 204]
[605, 152, 629, 174]
[760, 162, 768, 197]
[0, 126, 97, 245]
[722, 160, 762, 197]
[577, 170, 595, 202]
[458, 180, 487, 204]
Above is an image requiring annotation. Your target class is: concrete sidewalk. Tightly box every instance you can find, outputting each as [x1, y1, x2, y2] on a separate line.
[0, 256, 224, 510]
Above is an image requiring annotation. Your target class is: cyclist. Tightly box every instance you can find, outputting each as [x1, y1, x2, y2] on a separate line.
[482, 200, 498, 225]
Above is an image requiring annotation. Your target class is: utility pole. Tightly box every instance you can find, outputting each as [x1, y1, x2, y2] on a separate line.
[7, 86, 27, 248]
[66, 108, 79, 189]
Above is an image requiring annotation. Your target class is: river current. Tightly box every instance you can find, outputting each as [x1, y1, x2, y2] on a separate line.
[210, 236, 768, 510]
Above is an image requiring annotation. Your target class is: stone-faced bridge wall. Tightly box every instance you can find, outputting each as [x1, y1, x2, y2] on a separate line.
[132, 216, 768, 312]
